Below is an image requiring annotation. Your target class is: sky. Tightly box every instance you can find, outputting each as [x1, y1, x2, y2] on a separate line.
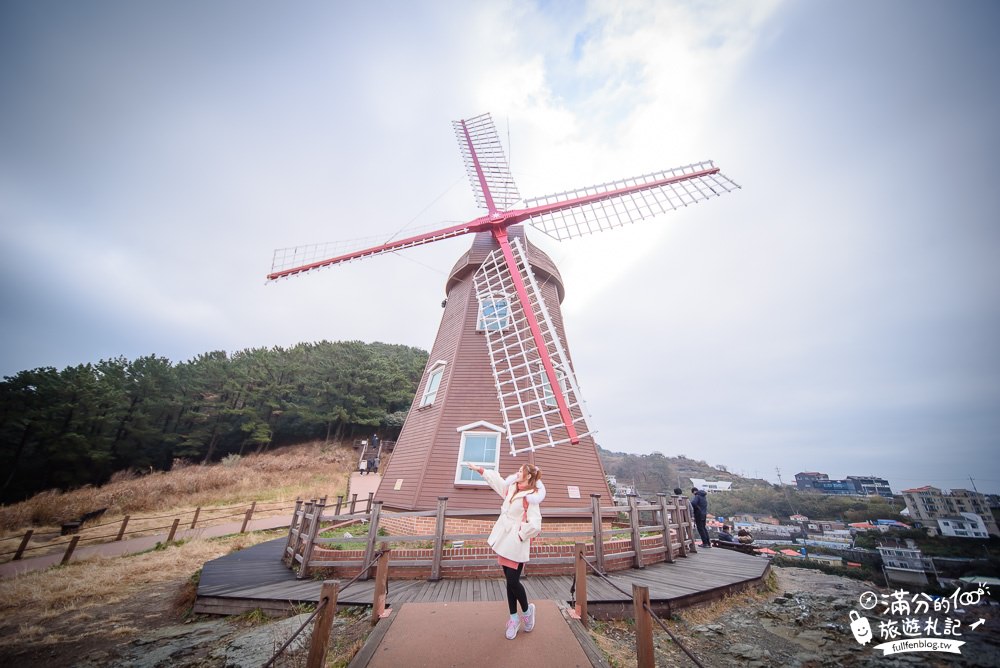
[1, 0, 998, 495]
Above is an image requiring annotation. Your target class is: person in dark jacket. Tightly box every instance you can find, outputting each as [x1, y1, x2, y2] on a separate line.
[717, 524, 736, 543]
[690, 488, 711, 547]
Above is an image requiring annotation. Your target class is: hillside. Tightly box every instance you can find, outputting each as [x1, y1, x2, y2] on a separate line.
[597, 446, 772, 497]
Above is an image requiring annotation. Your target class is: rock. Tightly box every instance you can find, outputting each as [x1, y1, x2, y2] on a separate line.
[217, 613, 312, 668]
[728, 643, 771, 660]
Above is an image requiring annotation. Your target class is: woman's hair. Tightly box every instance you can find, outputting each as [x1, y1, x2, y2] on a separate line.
[523, 464, 543, 491]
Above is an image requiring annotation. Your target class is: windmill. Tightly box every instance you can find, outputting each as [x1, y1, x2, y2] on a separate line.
[269, 112, 739, 512]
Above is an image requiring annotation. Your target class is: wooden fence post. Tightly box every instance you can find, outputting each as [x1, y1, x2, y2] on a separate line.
[628, 495, 644, 569]
[240, 501, 257, 533]
[283, 499, 303, 566]
[632, 584, 654, 668]
[190, 507, 201, 529]
[334, 495, 343, 517]
[430, 496, 448, 581]
[680, 496, 697, 554]
[574, 542, 588, 627]
[61, 536, 80, 565]
[366, 492, 374, 513]
[349, 493, 358, 515]
[657, 494, 675, 564]
[306, 580, 339, 668]
[14, 530, 33, 561]
[298, 498, 325, 580]
[590, 494, 605, 573]
[116, 515, 130, 542]
[167, 518, 180, 543]
[297, 499, 315, 567]
[372, 542, 391, 625]
[673, 496, 688, 558]
[361, 502, 383, 581]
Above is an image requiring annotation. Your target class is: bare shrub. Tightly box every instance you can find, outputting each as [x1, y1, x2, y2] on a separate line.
[107, 469, 139, 484]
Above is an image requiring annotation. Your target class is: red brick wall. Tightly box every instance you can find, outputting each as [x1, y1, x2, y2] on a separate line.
[377, 515, 603, 547]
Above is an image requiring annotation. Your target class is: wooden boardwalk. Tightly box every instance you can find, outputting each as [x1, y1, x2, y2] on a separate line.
[195, 538, 770, 617]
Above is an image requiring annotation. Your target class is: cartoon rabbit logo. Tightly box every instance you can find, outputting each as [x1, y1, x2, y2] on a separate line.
[849, 610, 873, 645]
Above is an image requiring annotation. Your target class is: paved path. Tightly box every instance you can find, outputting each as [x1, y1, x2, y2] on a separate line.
[348, 471, 382, 502]
[0, 514, 292, 579]
[350, 600, 606, 668]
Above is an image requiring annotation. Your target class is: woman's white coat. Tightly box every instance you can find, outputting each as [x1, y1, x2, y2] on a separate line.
[480, 469, 545, 564]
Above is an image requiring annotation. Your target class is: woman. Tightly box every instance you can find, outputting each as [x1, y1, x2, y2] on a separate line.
[464, 462, 545, 640]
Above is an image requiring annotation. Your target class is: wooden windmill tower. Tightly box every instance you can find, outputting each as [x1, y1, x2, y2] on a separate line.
[268, 113, 739, 515]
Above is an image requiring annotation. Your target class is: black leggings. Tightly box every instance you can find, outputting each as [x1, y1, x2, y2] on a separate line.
[502, 564, 528, 615]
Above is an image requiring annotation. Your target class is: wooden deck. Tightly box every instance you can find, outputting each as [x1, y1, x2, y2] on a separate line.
[195, 538, 770, 618]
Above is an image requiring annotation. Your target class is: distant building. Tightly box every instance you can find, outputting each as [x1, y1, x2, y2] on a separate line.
[811, 479, 857, 496]
[846, 475, 893, 498]
[849, 519, 910, 534]
[936, 513, 990, 539]
[901, 486, 1000, 537]
[795, 471, 893, 497]
[795, 472, 829, 490]
[805, 519, 846, 532]
[877, 538, 937, 587]
[689, 478, 733, 493]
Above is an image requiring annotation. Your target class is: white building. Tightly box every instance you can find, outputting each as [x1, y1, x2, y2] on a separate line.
[937, 512, 990, 539]
[878, 539, 937, 587]
[690, 478, 733, 493]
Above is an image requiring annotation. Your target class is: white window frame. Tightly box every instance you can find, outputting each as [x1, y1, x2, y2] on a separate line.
[453, 421, 504, 485]
[476, 292, 511, 332]
[419, 360, 447, 407]
[537, 361, 567, 408]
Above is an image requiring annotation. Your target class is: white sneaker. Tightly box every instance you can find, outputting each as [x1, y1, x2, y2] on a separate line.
[521, 603, 536, 632]
[505, 616, 520, 640]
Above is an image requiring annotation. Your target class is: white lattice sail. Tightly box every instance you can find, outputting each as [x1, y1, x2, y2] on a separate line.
[473, 237, 593, 455]
[454, 113, 521, 212]
[523, 161, 740, 241]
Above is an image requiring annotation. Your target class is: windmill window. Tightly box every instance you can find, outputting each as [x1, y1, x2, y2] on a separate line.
[455, 431, 501, 485]
[537, 362, 567, 407]
[477, 293, 510, 331]
[420, 361, 447, 407]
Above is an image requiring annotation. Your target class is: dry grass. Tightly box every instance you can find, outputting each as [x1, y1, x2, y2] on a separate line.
[0, 529, 284, 652]
[0, 441, 365, 666]
[0, 441, 356, 553]
[676, 573, 777, 627]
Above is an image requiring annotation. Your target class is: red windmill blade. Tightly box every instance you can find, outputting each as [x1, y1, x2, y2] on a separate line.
[268, 112, 739, 455]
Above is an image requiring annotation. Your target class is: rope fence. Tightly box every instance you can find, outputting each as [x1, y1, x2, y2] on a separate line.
[571, 542, 704, 668]
[263, 547, 391, 668]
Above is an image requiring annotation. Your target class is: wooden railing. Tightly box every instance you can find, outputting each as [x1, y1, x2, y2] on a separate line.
[1, 500, 292, 565]
[265, 543, 393, 668]
[571, 542, 705, 667]
[283, 492, 699, 580]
